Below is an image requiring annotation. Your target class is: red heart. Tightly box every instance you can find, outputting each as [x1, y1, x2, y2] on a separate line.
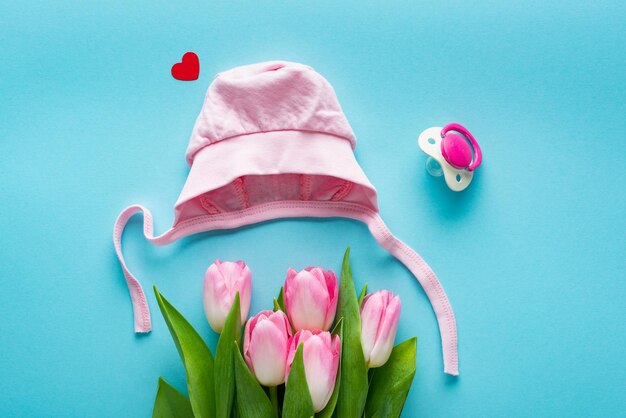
[171, 52, 199, 81]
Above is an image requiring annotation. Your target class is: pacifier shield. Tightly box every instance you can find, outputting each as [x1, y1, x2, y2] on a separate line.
[418, 127, 474, 192]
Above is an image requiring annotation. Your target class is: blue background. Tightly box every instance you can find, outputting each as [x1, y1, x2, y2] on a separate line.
[1, 1, 624, 416]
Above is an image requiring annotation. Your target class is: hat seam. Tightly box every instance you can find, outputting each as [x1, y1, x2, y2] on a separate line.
[187, 129, 356, 165]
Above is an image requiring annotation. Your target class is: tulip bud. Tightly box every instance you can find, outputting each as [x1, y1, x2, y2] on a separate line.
[243, 310, 292, 387]
[284, 267, 338, 331]
[285, 330, 340, 412]
[202, 260, 252, 333]
[360, 290, 401, 368]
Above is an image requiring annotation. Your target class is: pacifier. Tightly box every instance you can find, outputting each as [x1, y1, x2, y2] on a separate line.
[418, 123, 482, 192]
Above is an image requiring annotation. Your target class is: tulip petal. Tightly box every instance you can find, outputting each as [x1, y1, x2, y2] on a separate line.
[368, 295, 400, 368]
[204, 261, 252, 331]
[244, 310, 272, 373]
[217, 260, 240, 289]
[243, 317, 254, 371]
[204, 263, 230, 332]
[237, 265, 252, 325]
[247, 312, 290, 386]
[360, 291, 401, 368]
[268, 309, 292, 337]
[316, 323, 343, 418]
[302, 334, 340, 412]
[285, 269, 329, 331]
[377, 295, 401, 344]
[323, 270, 339, 330]
[359, 292, 384, 365]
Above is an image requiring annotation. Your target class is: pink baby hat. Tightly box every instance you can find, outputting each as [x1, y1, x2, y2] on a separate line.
[113, 61, 459, 375]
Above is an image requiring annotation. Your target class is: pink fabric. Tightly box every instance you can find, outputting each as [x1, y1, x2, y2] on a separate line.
[175, 130, 377, 224]
[185, 61, 356, 165]
[112, 61, 459, 375]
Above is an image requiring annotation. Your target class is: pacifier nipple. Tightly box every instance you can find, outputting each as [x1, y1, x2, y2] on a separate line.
[425, 157, 444, 177]
[418, 123, 482, 192]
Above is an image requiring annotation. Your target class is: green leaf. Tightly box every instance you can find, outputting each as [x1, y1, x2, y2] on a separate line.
[315, 319, 343, 418]
[358, 283, 368, 307]
[329, 317, 344, 337]
[335, 248, 369, 417]
[283, 343, 314, 418]
[214, 293, 242, 418]
[276, 286, 297, 334]
[233, 341, 276, 418]
[276, 286, 286, 312]
[154, 287, 215, 418]
[273, 298, 282, 312]
[368, 375, 415, 418]
[364, 338, 417, 418]
[152, 377, 194, 418]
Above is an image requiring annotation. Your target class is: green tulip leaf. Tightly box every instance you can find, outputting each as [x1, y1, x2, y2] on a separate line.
[152, 377, 194, 418]
[368, 375, 416, 418]
[233, 342, 276, 418]
[335, 248, 369, 417]
[329, 317, 344, 337]
[364, 337, 417, 418]
[275, 286, 296, 334]
[273, 298, 282, 312]
[315, 319, 343, 418]
[215, 293, 242, 418]
[358, 283, 368, 307]
[283, 343, 314, 418]
[154, 287, 215, 418]
[276, 286, 286, 312]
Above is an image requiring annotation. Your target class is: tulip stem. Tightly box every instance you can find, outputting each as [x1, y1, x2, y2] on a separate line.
[269, 386, 279, 416]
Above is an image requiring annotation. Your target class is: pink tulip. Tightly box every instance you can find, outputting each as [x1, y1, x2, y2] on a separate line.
[360, 290, 401, 368]
[202, 260, 252, 333]
[285, 330, 340, 412]
[284, 267, 338, 331]
[244, 310, 292, 387]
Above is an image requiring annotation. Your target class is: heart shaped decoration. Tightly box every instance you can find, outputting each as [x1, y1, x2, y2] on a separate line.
[171, 52, 199, 81]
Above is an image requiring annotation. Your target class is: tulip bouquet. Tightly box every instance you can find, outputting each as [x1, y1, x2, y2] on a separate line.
[151, 249, 417, 418]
